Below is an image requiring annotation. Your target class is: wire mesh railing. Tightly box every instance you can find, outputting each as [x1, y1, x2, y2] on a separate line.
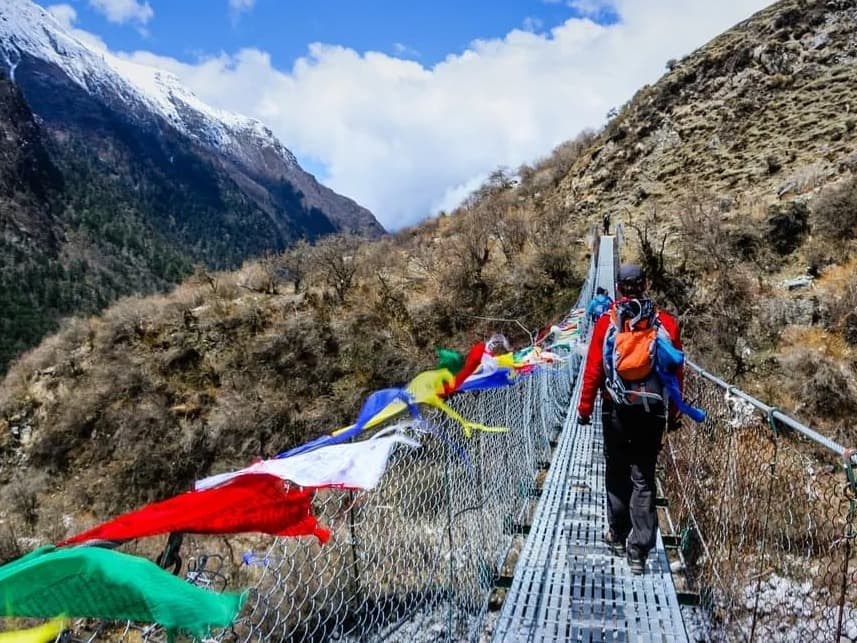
[58, 251, 600, 643]
[237, 370, 576, 643]
[661, 361, 857, 642]
[65, 363, 578, 643]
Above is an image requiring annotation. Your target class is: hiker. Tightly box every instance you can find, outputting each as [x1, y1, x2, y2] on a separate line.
[586, 287, 613, 322]
[602, 213, 611, 235]
[576, 264, 683, 575]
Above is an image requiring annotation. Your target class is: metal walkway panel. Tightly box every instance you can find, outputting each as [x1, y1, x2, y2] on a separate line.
[492, 236, 688, 643]
[595, 235, 617, 299]
[491, 382, 689, 643]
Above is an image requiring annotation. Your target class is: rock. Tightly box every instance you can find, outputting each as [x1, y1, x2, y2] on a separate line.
[736, 337, 754, 359]
[838, 151, 857, 173]
[782, 275, 814, 290]
[811, 32, 831, 49]
[759, 296, 822, 327]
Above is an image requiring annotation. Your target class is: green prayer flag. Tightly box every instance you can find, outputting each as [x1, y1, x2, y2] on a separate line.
[0, 546, 245, 639]
[435, 347, 464, 374]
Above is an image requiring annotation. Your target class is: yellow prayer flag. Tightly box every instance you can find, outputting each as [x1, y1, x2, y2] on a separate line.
[0, 618, 65, 643]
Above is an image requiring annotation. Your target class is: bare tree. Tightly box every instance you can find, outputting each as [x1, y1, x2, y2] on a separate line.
[627, 207, 673, 290]
[237, 252, 282, 295]
[459, 205, 494, 273]
[677, 199, 738, 273]
[496, 209, 529, 262]
[529, 206, 569, 250]
[308, 234, 361, 304]
[280, 239, 311, 293]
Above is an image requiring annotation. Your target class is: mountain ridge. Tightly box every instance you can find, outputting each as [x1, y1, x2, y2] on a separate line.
[552, 0, 857, 223]
[0, 0, 383, 369]
[0, 0, 383, 239]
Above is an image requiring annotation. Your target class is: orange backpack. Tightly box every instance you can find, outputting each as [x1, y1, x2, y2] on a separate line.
[602, 298, 667, 409]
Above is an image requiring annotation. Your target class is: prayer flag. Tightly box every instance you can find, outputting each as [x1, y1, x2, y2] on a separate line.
[59, 474, 329, 546]
[0, 547, 244, 639]
[0, 618, 65, 643]
[196, 433, 419, 491]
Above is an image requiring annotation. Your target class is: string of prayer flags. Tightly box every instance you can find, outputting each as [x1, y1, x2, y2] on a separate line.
[277, 388, 419, 459]
[0, 618, 65, 643]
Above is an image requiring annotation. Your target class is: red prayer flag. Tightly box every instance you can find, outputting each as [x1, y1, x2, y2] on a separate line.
[446, 342, 486, 395]
[59, 474, 330, 547]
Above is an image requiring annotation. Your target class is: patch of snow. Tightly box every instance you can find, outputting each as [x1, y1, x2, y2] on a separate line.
[725, 391, 757, 430]
[0, 0, 297, 169]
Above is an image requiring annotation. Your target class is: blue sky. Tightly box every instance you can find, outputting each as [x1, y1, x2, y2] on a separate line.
[66, 1, 618, 70]
[49, 0, 773, 229]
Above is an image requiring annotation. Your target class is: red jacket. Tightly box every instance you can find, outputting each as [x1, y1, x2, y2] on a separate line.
[577, 302, 682, 418]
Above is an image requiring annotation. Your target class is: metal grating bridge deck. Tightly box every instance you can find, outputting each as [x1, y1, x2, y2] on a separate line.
[491, 236, 689, 643]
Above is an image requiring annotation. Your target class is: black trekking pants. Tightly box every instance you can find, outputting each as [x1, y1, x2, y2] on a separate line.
[600, 397, 665, 555]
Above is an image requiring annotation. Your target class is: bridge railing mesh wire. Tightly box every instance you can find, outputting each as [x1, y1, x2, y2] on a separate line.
[69, 256, 598, 642]
[229, 370, 575, 643]
[661, 363, 857, 642]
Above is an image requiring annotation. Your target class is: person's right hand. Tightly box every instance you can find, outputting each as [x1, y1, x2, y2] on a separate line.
[578, 414, 591, 426]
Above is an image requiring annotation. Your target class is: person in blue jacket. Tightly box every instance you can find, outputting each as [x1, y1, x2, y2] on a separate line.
[587, 287, 613, 322]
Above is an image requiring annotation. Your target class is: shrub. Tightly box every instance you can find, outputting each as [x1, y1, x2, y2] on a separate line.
[780, 347, 857, 422]
[0, 524, 22, 565]
[766, 155, 782, 174]
[811, 176, 857, 242]
[3, 473, 48, 531]
[766, 201, 809, 255]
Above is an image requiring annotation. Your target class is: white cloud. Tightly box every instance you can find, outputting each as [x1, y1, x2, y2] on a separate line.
[48, 3, 109, 50]
[88, 0, 153, 26]
[392, 42, 420, 58]
[522, 16, 544, 33]
[46, 3, 76, 28]
[228, 0, 255, 15]
[104, 1, 773, 229]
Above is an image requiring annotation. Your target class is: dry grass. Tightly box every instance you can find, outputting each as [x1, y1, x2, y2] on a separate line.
[779, 326, 852, 361]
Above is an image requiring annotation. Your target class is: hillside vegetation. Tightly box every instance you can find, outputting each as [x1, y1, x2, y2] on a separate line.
[2, 0, 857, 547]
[0, 60, 382, 373]
[0, 155, 589, 545]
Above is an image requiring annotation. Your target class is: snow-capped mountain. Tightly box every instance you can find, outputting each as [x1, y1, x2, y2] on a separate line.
[0, 0, 383, 239]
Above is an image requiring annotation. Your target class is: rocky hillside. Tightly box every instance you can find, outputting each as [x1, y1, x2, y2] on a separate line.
[1, 0, 857, 545]
[549, 0, 857, 431]
[558, 0, 857, 218]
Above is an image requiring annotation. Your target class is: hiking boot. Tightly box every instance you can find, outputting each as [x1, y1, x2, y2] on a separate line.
[604, 530, 626, 557]
[627, 547, 646, 575]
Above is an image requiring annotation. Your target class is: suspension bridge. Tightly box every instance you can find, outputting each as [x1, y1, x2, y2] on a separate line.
[54, 234, 857, 642]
